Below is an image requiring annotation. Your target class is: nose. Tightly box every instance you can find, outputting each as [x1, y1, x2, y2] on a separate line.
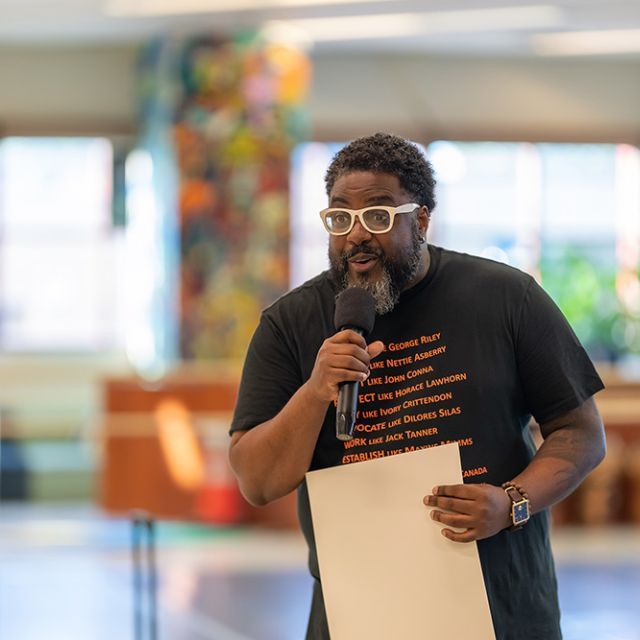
[346, 218, 372, 245]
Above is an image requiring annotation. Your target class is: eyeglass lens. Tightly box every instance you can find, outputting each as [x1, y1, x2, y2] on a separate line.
[326, 208, 392, 233]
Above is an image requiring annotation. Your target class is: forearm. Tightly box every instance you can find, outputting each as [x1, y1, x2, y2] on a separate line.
[513, 401, 606, 514]
[427, 398, 605, 542]
[229, 381, 330, 506]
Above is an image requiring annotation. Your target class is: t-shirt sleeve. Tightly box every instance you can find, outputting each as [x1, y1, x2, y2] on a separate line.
[515, 277, 604, 425]
[230, 311, 303, 434]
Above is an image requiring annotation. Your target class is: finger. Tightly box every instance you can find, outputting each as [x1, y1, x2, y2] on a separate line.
[367, 340, 385, 359]
[432, 484, 478, 499]
[332, 329, 368, 348]
[328, 354, 371, 374]
[329, 366, 369, 383]
[326, 342, 373, 364]
[318, 353, 370, 378]
[430, 509, 471, 528]
[424, 495, 475, 515]
[441, 528, 476, 543]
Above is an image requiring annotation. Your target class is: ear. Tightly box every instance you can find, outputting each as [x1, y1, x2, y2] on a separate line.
[417, 205, 430, 239]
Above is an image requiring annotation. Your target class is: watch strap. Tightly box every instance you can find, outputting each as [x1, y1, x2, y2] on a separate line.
[502, 482, 528, 502]
[502, 481, 530, 530]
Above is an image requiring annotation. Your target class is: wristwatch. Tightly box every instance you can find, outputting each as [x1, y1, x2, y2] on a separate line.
[502, 482, 530, 530]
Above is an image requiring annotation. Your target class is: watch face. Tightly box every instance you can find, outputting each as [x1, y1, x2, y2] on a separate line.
[513, 500, 530, 525]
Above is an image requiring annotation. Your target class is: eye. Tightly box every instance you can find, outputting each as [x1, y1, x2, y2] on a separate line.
[330, 211, 351, 228]
[365, 209, 391, 228]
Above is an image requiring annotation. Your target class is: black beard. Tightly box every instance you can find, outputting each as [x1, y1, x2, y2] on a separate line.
[329, 226, 423, 315]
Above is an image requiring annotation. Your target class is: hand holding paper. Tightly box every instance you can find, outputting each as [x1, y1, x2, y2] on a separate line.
[306, 442, 496, 640]
[425, 482, 512, 542]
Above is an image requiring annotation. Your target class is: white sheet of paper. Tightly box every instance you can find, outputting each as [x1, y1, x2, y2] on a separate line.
[306, 442, 496, 640]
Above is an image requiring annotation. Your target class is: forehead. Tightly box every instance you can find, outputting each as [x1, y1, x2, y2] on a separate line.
[329, 171, 405, 202]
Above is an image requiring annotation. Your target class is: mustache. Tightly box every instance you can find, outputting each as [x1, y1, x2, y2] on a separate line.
[342, 244, 383, 261]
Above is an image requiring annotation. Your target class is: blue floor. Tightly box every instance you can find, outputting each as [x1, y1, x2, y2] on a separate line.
[559, 564, 640, 640]
[1, 504, 639, 640]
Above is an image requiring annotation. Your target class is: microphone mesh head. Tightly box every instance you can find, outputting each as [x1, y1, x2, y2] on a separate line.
[334, 287, 376, 336]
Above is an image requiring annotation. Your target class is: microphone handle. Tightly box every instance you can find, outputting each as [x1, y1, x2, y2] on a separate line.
[335, 326, 365, 441]
[336, 378, 359, 441]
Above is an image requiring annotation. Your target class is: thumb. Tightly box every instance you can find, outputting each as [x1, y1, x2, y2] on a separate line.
[367, 340, 385, 359]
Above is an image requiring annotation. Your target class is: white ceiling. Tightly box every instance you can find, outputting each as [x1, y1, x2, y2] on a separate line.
[2, 0, 640, 57]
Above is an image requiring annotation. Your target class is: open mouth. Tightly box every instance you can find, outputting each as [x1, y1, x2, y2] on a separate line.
[347, 253, 379, 273]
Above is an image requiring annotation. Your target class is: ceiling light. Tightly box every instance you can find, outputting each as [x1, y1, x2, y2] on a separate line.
[532, 29, 640, 56]
[276, 6, 563, 41]
[261, 20, 314, 51]
[106, 0, 391, 17]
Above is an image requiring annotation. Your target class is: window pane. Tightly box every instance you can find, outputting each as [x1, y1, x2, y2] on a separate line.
[538, 144, 636, 362]
[428, 141, 539, 272]
[290, 142, 344, 288]
[0, 137, 112, 233]
[1, 242, 117, 350]
[0, 137, 117, 352]
[539, 143, 616, 240]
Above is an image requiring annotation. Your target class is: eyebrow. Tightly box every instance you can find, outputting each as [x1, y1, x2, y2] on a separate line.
[329, 194, 396, 207]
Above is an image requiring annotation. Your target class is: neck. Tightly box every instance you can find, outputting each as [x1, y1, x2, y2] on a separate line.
[403, 245, 430, 291]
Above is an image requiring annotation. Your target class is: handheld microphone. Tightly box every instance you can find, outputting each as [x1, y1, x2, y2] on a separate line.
[333, 287, 376, 441]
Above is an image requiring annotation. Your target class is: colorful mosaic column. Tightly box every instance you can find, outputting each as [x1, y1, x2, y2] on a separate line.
[172, 33, 310, 359]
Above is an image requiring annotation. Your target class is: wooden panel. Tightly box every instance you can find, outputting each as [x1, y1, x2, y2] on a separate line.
[100, 431, 196, 519]
[103, 377, 239, 413]
[99, 373, 300, 528]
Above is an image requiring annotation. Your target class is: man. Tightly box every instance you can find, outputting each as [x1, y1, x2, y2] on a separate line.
[229, 132, 606, 639]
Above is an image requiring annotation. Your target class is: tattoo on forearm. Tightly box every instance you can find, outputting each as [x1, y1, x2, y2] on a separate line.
[536, 425, 602, 478]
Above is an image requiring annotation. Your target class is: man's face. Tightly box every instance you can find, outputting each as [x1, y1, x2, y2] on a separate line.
[327, 171, 429, 314]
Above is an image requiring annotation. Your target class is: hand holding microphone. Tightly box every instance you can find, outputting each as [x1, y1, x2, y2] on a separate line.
[333, 288, 378, 441]
[305, 288, 383, 440]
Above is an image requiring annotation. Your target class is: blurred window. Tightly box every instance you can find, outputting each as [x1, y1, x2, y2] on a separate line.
[0, 137, 122, 352]
[290, 142, 345, 288]
[290, 140, 640, 368]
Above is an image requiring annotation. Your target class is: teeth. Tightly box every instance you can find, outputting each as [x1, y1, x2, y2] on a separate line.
[352, 255, 375, 263]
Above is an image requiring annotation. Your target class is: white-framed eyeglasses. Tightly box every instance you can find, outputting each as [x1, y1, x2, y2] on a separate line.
[319, 203, 420, 236]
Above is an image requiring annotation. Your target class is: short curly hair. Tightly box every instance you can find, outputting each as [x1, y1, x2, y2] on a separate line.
[324, 132, 436, 213]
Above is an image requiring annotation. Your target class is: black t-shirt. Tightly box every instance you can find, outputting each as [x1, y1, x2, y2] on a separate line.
[231, 245, 604, 640]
